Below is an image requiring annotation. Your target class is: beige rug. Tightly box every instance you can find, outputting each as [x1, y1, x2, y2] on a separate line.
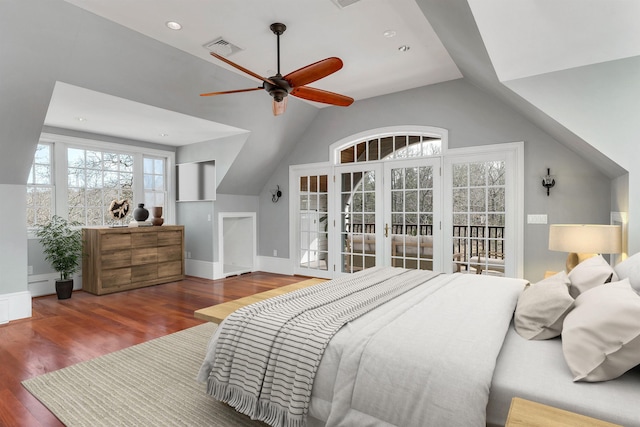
[22, 322, 266, 426]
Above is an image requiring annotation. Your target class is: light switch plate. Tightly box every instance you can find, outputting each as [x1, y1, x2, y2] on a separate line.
[527, 214, 548, 224]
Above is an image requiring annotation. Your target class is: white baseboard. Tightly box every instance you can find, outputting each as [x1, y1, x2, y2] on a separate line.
[28, 273, 83, 298]
[185, 259, 215, 280]
[257, 256, 294, 275]
[0, 291, 32, 324]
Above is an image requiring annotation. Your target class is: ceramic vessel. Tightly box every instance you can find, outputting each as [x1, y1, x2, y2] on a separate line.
[151, 206, 164, 226]
[133, 203, 149, 221]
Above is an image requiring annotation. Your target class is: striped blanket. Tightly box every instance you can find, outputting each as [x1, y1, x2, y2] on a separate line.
[200, 267, 438, 427]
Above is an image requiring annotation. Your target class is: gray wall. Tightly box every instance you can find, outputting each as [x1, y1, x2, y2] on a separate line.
[258, 79, 614, 281]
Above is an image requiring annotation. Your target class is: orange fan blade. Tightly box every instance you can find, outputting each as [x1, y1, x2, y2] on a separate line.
[209, 52, 276, 86]
[200, 87, 262, 97]
[284, 57, 343, 88]
[291, 86, 354, 106]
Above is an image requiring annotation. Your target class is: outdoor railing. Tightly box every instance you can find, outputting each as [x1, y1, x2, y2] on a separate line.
[345, 223, 505, 262]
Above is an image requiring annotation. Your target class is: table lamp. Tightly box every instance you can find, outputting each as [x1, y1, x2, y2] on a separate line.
[549, 224, 622, 272]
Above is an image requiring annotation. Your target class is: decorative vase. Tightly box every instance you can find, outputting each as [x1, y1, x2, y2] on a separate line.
[56, 279, 73, 300]
[151, 206, 164, 226]
[133, 203, 149, 221]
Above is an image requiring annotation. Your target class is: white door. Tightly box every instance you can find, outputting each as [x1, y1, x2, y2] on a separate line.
[443, 145, 523, 278]
[336, 164, 384, 273]
[335, 159, 443, 274]
[294, 169, 332, 278]
[383, 158, 443, 271]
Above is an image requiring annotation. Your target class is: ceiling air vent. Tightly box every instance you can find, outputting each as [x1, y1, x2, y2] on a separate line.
[203, 37, 243, 57]
[331, 0, 361, 9]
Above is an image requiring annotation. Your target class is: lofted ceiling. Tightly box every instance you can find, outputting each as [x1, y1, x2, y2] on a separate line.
[48, 0, 636, 180]
[52, 0, 462, 145]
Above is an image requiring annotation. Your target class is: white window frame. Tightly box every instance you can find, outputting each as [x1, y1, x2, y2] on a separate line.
[289, 126, 524, 279]
[26, 142, 55, 228]
[443, 142, 524, 278]
[29, 133, 175, 233]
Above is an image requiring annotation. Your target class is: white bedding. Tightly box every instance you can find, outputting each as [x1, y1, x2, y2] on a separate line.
[200, 269, 527, 427]
[487, 323, 640, 427]
[308, 273, 526, 427]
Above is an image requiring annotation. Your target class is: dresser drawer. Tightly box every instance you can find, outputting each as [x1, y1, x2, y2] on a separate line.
[158, 230, 182, 246]
[101, 267, 131, 288]
[132, 231, 158, 248]
[100, 233, 131, 251]
[101, 250, 132, 269]
[132, 264, 158, 282]
[131, 247, 158, 265]
[157, 246, 182, 263]
[158, 260, 183, 278]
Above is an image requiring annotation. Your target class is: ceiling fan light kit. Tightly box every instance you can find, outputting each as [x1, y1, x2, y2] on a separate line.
[201, 22, 354, 116]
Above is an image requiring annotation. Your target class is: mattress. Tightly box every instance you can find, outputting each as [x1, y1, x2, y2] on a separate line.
[487, 323, 640, 426]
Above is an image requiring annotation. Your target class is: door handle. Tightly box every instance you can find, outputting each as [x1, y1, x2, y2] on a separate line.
[384, 223, 389, 238]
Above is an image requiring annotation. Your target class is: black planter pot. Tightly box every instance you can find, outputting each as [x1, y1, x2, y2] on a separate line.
[56, 279, 74, 300]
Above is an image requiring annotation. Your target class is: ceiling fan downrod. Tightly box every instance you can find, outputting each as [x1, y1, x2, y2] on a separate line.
[270, 23, 286, 76]
[267, 23, 289, 105]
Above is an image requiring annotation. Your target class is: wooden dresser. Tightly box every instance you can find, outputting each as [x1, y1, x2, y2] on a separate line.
[82, 225, 185, 295]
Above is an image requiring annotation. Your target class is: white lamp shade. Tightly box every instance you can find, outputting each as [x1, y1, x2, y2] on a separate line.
[549, 224, 622, 254]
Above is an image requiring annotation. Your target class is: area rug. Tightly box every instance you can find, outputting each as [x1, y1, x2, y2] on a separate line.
[22, 322, 266, 426]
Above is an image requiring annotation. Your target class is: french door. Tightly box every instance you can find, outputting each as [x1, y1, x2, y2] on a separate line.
[336, 158, 442, 274]
[292, 143, 522, 278]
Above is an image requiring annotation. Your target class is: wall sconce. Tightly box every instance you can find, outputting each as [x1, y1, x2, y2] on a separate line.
[271, 185, 282, 203]
[541, 168, 555, 196]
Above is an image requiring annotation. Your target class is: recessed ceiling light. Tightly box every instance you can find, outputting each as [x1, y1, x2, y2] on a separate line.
[398, 45, 410, 52]
[166, 21, 182, 30]
[75, 117, 87, 122]
[159, 133, 169, 137]
[383, 30, 396, 38]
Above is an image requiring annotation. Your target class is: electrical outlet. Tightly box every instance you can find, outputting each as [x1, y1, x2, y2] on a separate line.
[187, 252, 192, 259]
[273, 249, 277, 257]
[28, 265, 33, 275]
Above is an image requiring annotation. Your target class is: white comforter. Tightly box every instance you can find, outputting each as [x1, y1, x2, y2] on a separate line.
[199, 270, 526, 427]
[309, 273, 526, 427]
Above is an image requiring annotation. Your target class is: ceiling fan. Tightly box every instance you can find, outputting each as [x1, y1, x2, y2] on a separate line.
[200, 23, 354, 116]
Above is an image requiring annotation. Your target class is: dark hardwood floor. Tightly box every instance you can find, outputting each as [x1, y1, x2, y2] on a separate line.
[0, 272, 306, 427]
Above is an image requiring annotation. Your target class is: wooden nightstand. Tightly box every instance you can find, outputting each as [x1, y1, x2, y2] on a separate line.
[506, 397, 621, 427]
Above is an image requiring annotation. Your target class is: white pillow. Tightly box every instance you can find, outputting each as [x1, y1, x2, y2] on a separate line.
[567, 254, 618, 298]
[561, 278, 640, 382]
[614, 252, 640, 293]
[514, 271, 573, 340]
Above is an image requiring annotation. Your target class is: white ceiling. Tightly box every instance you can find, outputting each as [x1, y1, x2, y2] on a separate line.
[467, 0, 640, 82]
[45, 82, 248, 146]
[50, 0, 640, 170]
[51, 0, 462, 145]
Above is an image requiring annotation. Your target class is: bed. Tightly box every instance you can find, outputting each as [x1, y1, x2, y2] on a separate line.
[198, 255, 640, 427]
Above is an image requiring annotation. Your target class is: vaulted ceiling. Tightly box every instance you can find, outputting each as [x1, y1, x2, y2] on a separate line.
[44, 0, 636, 189]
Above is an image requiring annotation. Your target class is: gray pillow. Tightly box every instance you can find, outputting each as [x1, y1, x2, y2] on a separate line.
[567, 254, 618, 298]
[562, 278, 640, 382]
[614, 252, 640, 293]
[514, 271, 573, 340]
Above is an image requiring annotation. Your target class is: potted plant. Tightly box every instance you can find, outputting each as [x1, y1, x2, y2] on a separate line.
[35, 215, 83, 299]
